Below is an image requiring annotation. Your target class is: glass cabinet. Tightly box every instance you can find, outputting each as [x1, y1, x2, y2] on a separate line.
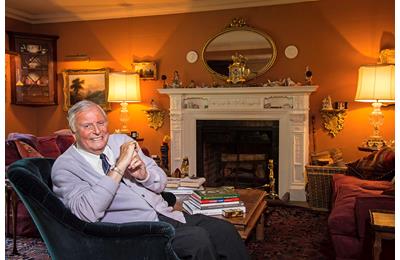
[7, 32, 58, 106]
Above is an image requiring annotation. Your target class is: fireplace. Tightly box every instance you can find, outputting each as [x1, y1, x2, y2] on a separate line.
[159, 86, 318, 201]
[196, 120, 279, 189]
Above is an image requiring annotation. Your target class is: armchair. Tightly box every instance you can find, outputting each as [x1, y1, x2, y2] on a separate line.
[7, 158, 180, 260]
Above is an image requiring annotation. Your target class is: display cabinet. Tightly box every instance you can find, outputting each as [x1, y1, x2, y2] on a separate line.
[7, 32, 59, 106]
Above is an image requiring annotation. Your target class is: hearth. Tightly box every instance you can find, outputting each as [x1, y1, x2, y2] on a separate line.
[196, 120, 279, 189]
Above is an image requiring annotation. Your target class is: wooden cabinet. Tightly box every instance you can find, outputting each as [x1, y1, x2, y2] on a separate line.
[7, 32, 59, 106]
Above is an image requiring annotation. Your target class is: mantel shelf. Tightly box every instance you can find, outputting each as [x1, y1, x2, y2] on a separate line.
[158, 86, 318, 95]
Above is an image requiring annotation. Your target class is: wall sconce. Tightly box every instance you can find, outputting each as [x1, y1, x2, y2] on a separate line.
[108, 72, 141, 133]
[355, 57, 394, 149]
[320, 96, 348, 137]
[143, 99, 166, 130]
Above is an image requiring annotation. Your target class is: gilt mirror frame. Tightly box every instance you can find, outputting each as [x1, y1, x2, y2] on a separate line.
[201, 18, 277, 82]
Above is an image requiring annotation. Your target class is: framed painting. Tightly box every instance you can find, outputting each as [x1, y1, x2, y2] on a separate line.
[133, 61, 157, 80]
[62, 68, 111, 111]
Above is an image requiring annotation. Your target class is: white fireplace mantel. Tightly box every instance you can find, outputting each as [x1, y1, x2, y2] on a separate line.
[158, 86, 318, 201]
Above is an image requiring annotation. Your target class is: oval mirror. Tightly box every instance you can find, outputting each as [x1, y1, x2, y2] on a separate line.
[202, 20, 277, 82]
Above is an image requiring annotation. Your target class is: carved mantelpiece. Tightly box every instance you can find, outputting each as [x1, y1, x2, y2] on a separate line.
[158, 86, 318, 201]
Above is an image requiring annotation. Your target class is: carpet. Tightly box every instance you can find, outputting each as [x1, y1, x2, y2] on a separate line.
[5, 205, 334, 260]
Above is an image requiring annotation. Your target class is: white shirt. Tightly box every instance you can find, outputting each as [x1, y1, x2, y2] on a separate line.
[74, 144, 115, 176]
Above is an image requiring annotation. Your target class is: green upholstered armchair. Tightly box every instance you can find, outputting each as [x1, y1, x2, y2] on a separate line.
[7, 158, 179, 260]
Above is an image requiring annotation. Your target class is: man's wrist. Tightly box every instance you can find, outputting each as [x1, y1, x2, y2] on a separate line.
[110, 165, 124, 177]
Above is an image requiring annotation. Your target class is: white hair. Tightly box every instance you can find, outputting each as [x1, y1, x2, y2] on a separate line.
[67, 100, 107, 132]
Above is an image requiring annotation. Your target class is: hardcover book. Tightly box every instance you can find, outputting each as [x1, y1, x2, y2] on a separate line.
[182, 200, 246, 216]
[192, 186, 239, 200]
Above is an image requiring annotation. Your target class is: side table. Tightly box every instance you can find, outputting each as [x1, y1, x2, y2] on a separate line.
[5, 179, 20, 255]
[369, 209, 395, 260]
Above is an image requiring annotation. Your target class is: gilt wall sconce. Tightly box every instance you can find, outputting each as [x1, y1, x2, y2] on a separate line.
[143, 99, 166, 130]
[320, 96, 348, 137]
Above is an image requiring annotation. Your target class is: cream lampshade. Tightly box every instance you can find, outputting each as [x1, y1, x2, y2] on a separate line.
[108, 72, 141, 133]
[355, 64, 395, 149]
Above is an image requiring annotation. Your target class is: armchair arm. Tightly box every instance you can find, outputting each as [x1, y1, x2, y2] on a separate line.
[84, 221, 175, 238]
[355, 195, 395, 239]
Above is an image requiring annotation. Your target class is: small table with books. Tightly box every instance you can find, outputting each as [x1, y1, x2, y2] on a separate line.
[180, 187, 267, 241]
[369, 209, 395, 260]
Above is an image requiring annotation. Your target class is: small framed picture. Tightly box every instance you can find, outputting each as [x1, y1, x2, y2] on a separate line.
[133, 61, 157, 80]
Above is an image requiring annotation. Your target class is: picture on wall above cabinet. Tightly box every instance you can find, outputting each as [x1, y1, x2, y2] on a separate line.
[62, 68, 111, 111]
[7, 31, 59, 106]
[132, 61, 157, 80]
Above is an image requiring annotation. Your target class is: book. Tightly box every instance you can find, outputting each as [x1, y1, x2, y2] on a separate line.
[166, 177, 206, 189]
[192, 186, 239, 200]
[188, 198, 242, 210]
[182, 200, 246, 216]
[189, 194, 240, 204]
[179, 177, 206, 188]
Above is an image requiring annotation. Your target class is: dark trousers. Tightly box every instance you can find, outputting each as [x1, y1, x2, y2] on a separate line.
[158, 213, 250, 260]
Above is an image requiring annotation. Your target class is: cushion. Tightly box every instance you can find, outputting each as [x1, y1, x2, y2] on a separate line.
[55, 134, 75, 153]
[346, 147, 395, 181]
[37, 136, 62, 158]
[14, 140, 44, 158]
[5, 141, 21, 165]
[7, 132, 38, 149]
[381, 186, 395, 196]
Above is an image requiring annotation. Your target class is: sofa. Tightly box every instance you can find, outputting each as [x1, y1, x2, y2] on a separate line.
[6, 131, 75, 236]
[328, 147, 395, 260]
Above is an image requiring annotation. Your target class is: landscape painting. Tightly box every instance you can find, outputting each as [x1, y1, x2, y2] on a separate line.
[62, 68, 111, 111]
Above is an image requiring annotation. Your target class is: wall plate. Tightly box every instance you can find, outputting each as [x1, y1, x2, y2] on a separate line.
[186, 50, 198, 63]
[284, 45, 298, 59]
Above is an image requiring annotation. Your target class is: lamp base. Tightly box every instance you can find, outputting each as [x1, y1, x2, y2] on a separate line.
[360, 136, 386, 151]
[114, 128, 130, 134]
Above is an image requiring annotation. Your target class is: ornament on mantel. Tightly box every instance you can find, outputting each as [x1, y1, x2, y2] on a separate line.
[305, 66, 313, 85]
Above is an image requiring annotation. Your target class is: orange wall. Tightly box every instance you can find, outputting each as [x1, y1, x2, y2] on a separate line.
[5, 0, 395, 161]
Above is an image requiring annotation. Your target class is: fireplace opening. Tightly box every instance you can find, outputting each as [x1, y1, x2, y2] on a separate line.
[196, 120, 279, 190]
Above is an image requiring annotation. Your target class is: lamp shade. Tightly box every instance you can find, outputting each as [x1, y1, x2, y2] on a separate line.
[108, 72, 141, 102]
[355, 64, 395, 102]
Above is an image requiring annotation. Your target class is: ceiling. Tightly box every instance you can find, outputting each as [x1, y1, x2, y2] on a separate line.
[5, 0, 318, 24]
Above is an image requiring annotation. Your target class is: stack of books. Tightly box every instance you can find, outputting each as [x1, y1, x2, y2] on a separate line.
[165, 177, 206, 195]
[182, 186, 246, 216]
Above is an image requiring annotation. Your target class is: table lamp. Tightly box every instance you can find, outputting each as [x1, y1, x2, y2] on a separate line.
[108, 72, 141, 133]
[355, 64, 395, 149]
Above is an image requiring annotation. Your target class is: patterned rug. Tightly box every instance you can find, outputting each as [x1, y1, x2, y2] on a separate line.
[6, 205, 334, 260]
[247, 205, 335, 260]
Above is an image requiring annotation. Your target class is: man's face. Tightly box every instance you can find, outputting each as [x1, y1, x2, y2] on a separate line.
[73, 106, 109, 155]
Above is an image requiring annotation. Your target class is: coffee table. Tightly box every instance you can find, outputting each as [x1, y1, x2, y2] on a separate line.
[177, 188, 267, 241]
[216, 189, 267, 240]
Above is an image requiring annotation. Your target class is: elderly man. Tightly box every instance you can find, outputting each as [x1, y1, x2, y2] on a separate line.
[52, 100, 249, 260]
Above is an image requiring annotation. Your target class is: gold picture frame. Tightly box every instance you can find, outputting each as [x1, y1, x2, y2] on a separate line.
[133, 61, 157, 80]
[62, 68, 111, 111]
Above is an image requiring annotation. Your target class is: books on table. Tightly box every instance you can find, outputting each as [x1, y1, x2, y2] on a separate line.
[182, 186, 245, 216]
[183, 200, 246, 216]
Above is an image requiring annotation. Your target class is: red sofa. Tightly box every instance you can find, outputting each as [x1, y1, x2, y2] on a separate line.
[328, 174, 394, 259]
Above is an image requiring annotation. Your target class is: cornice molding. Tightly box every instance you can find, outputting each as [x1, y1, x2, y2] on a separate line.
[6, 0, 318, 24]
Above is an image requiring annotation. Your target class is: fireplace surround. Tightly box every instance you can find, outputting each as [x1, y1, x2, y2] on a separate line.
[159, 86, 318, 201]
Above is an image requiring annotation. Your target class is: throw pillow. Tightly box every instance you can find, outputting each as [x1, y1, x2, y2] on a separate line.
[5, 141, 22, 165]
[346, 147, 395, 181]
[14, 140, 44, 158]
[381, 186, 395, 196]
[37, 136, 62, 158]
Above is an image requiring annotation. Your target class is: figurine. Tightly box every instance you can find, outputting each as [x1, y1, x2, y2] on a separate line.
[161, 75, 167, 88]
[187, 80, 196, 88]
[180, 156, 189, 178]
[305, 66, 313, 85]
[322, 96, 333, 110]
[171, 70, 182, 88]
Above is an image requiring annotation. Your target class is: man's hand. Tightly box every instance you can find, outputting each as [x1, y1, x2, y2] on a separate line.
[115, 141, 137, 172]
[126, 150, 148, 181]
